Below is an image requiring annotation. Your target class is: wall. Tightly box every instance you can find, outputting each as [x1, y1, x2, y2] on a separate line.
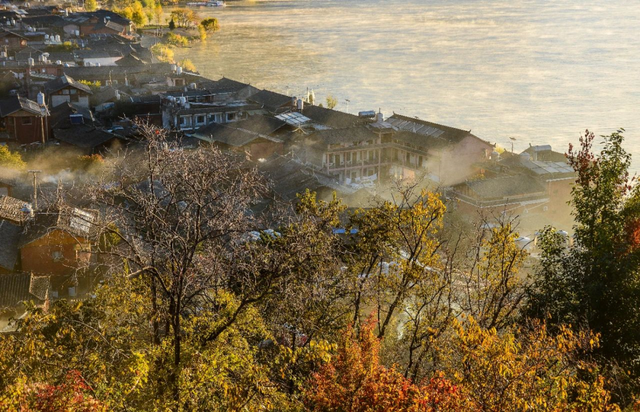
[5, 112, 49, 144]
[20, 230, 91, 277]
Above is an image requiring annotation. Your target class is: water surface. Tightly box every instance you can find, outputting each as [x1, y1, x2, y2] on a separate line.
[174, 0, 640, 170]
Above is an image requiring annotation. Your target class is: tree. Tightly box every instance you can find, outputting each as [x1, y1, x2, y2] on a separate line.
[85, 0, 98, 12]
[200, 17, 219, 32]
[130, 1, 148, 27]
[170, 8, 198, 28]
[457, 221, 527, 331]
[326, 94, 338, 109]
[154, 4, 163, 25]
[347, 188, 446, 341]
[0, 145, 25, 169]
[304, 319, 472, 411]
[179, 58, 197, 72]
[168, 17, 175, 30]
[150, 43, 174, 63]
[442, 316, 620, 411]
[526, 129, 640, 403]
[166, 32, 189, 47]
[88, 122, 298, 408]
[197, 24, 206, 41]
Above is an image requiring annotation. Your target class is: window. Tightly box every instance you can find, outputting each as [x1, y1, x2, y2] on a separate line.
[62, 89, 70, 95]
[195, 114, 206, 125]
[226, 112, 237, 122]
[21, 117, 32, 125]
[179, 116, 191, 128]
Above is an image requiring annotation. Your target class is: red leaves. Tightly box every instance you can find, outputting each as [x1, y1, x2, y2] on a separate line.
[304, 320, 469, 411]
[30, 370, 104, 412]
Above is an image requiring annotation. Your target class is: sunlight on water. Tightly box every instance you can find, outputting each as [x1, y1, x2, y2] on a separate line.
[174, 0, 640, 171]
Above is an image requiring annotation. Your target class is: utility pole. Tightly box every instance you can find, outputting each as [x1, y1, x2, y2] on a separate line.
[28, 170, 41, 210]
[509, 136, 517, 153]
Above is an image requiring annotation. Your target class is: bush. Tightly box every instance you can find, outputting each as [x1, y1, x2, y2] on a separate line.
[166, 32, 189, 47]
[200, 18, 219, 32]
[0, 145, 25, 169]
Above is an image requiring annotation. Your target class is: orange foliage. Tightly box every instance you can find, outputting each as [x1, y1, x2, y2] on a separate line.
[304, 319, 470, 411]
[626, 218, 640, 250]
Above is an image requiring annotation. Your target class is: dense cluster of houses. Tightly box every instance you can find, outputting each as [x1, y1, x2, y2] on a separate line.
[0, 5, 576, 314]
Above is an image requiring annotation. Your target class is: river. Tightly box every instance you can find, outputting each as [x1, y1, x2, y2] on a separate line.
[173, 0, 640, 170]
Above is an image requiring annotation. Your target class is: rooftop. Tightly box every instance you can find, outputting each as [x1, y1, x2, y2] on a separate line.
[45, 74, 92, 95]
[193, 114, 286, 147]
[387, 113, 475, 145]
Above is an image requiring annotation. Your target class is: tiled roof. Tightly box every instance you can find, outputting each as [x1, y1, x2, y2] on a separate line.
[0, 96, 45, 117]
[387, 113, 474, 145]
[19, 207, 99, 248]
[301, 105, 368, 129]
[0, 272, 32, 308]
[0, 28, 26, 40]
[194, 115, 286, 147]
[0, 220, 21, 271]
[248, 89, 292, 112]
[0, 195, 31, 224]
[259, 155, 331, 202]
[44, 74, 92, 95]
[53, 124, 118, 149]
[461, 174, 546, 200]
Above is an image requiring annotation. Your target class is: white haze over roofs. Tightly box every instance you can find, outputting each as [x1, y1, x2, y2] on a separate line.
[174, 0, 640, 173]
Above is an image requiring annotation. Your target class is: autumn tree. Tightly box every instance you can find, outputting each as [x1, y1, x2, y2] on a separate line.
[526, 129, 640, 403]
[89, 122, 270, 408]
[200, 17, 219, 32]
[85, 0, 98, 12]
[457, 220, 528, 331]
[304, 319, 471, 411]
[325, 94, 338, 109]
[0, 145, 25, 169]
[170, 8, 199, 28]
[442, 316, 620, 411]
[179, 58, 197, 72]
[153, 4, 163, 25]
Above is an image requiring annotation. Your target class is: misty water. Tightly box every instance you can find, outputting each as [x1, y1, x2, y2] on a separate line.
[174, 0, 640, 171]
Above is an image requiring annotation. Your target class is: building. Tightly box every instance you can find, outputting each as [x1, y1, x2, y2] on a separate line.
[0, 95, 49, 144]
[386, 114, 493, 185]
[44, 74, 92, 108]
[19, 207, 98, 285]
[0, 28, 28, 51]
[193, 114, 287, 161]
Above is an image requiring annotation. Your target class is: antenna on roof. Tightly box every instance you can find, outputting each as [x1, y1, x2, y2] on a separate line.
[27, 169, 41, 210]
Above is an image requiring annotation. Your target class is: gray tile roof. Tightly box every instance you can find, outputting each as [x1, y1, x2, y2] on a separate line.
[53, 124, 118, 149]
[0, 195, 31, 224]
[387, 113, 475, 145]
[44, 74, 92, 95]
[193, 115, 286, 147]
[19, 207, 99, 248]
[301, 105, 368, 129]
[0, 96, 45, 117]
[461, 174, 546, 200]
[0, 220, 21, 271]
[248, 89, 292, 112]
[0, 272, 32, 308]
